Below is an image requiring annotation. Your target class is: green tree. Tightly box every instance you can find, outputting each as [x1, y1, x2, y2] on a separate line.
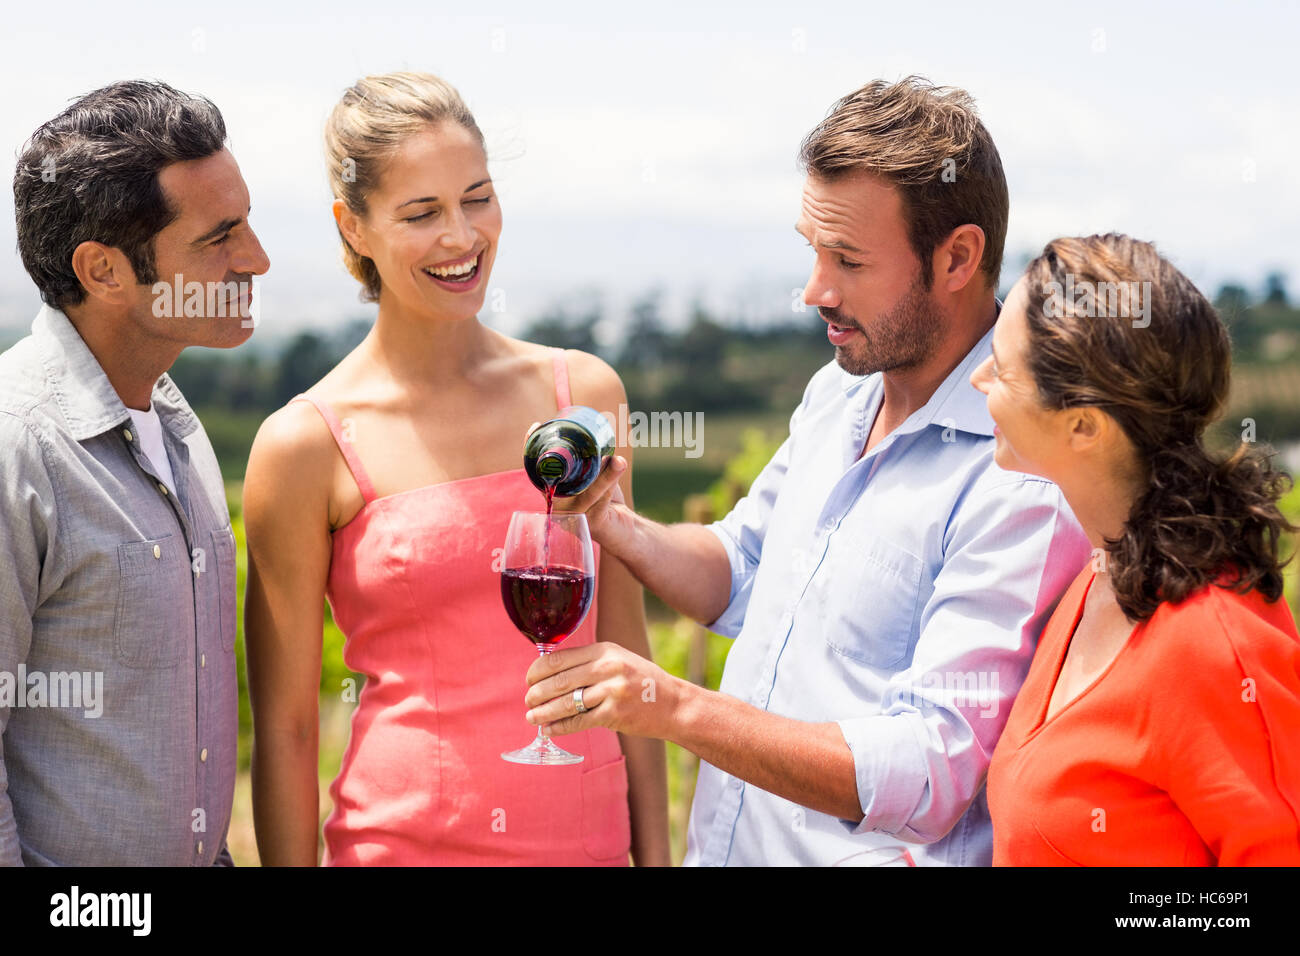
[617, 292, 669, 369]
[1264, 271, 1290, 307]
[273, 332, 339, 406]
[522, 308, 603, 355]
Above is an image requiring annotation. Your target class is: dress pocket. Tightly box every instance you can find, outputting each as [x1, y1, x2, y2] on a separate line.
[114, 534, 191, 668]
[820, 536, 923, 670]
[581, 755, 631, 863]
[210, 526, 237, 653]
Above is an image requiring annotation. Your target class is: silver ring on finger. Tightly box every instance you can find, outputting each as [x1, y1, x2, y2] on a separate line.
[573, 687, 588, 715]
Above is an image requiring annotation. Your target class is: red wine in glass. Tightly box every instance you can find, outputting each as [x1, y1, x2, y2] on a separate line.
[500, 511, 595, 766]
[501, 565, 595, 647]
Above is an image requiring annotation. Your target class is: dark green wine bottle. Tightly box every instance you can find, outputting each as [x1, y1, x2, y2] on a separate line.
[523, 406, 616, 498]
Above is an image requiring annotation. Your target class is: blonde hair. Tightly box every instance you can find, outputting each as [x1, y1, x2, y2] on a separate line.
[324, 72, 485, 302]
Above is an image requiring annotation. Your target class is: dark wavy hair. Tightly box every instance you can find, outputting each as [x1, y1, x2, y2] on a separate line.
[13, 79, 227, 310]
[1021, 233, 1296, 621]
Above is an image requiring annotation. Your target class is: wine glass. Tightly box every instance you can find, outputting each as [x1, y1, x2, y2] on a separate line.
[500, 511, 595, 765]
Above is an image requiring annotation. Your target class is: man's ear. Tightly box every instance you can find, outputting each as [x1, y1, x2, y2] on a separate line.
[333, 199, 371, 258]
[69, 241, 137, 306]
[936, 224, 987, 294]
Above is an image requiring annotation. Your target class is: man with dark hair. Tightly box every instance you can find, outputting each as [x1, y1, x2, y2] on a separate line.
[524, 77, 1091, 865]
[0, 80, 268, 865]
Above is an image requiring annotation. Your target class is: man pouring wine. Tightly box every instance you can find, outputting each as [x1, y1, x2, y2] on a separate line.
[523, 76, 1091, 866]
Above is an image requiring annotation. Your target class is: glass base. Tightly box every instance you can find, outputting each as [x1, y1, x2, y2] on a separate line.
[501, 730, 584, 765]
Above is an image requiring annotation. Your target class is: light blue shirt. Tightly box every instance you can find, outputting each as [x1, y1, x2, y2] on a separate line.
[684, 325, 1091, 866]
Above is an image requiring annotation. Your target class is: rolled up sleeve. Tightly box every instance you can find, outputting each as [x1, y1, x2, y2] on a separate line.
[837, 475, 1090, 843]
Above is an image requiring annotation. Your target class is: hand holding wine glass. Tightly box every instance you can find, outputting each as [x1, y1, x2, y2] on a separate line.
[500, 510, 596, 765]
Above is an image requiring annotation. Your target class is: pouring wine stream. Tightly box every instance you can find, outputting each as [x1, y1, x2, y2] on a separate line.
[500, 408, 611, 765]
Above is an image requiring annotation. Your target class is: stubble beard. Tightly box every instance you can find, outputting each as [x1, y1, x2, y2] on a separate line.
[825, 273, 945, 377]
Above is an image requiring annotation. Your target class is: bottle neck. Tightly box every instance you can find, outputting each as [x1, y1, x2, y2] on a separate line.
[537, 444, 577, 486]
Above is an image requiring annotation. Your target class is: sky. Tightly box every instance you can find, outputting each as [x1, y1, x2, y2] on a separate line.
[1, 0, 1297, 348]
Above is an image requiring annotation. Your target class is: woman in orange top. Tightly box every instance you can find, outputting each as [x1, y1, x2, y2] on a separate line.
[972, 234, 1300, 865]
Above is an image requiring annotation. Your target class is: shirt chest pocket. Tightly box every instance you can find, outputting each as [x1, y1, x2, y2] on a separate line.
[817, 535, 924, 670]
[114, 534, 194, 668]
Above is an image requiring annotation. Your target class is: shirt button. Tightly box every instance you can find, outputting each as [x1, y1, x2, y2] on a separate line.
[152, 545, 161, 559]
[159, 484, 168, 496]
[200, 748, 208, 762]
[201, 653, 206, 668]
[123, 429, 133, 442]
[197, 840, 204, 856]
[823, 519, 835, 532]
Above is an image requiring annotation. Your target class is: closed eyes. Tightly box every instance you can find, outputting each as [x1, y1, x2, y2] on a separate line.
[803, 240, 861, 270]
[405, 197, 493, 222]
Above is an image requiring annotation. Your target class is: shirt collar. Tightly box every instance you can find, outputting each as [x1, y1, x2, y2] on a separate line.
[915, 322, 997, 438]
[840, 298, 1001, 440]
[32, 304, 199, 442]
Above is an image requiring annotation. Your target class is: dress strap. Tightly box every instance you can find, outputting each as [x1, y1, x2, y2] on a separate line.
[550, 347, 572, 410]
[290, 394, 377, 503]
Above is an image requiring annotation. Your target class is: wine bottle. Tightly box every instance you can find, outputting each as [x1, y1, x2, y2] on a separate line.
[523, 406, 616, 498]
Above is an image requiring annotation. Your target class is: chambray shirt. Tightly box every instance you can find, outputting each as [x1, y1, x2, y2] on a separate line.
[0, 305, 237, 866]
[685, 325, 1091, 866]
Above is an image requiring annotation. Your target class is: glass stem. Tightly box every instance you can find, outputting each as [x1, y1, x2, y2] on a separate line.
[536, 644, 554, 739]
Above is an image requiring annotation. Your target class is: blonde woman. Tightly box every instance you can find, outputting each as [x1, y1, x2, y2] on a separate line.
[243, 72, 668, 866]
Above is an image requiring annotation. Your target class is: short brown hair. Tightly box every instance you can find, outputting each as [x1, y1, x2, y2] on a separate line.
[324, 72, 484, 303]
[798, 76, 1008, 291]
[1021, 233, 1295, 621]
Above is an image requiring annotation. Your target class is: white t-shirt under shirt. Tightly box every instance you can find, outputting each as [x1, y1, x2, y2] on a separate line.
[127, 404, 177, 495]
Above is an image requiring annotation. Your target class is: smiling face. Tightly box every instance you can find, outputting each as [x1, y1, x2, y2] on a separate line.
[135, 147, 270, 348]
[337, 122, 500, 322]
[796, 170, 945, 376]
[970, 278, 1073, 478]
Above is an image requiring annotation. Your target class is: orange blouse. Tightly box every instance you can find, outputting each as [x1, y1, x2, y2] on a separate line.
[988, 566, 1300, 865]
